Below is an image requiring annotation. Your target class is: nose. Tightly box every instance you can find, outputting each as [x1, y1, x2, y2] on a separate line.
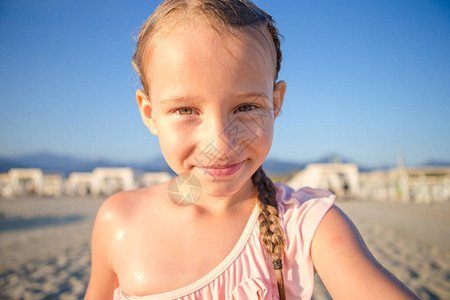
[199, 112, 241, 163]
[209, 112, 233, 149]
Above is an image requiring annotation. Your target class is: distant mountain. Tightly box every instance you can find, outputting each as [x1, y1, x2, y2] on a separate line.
[422, 160, 450, 167]
[0, 152, 172, 175]
[262, 158, 305, 175]
[263, 154, 359, 175]
[135, 156, 174, 172]
[0, 152, 117, 174]
[0, 157, 26, 172]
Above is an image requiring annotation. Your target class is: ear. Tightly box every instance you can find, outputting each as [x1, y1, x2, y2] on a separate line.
[273, 80, 286, 119]
[136, 89, 158, 135]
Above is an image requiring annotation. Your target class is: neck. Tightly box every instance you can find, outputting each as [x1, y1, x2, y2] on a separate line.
[192, 178, 257, 215]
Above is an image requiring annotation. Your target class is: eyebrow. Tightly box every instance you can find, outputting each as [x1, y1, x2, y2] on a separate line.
[158, 92, 270, 105]
[235, 92, 270, 100]
[158, 96, 205, 105]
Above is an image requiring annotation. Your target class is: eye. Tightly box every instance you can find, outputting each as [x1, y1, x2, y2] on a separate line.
[176, 108, 193, 115]
[236, 104, 258, 112]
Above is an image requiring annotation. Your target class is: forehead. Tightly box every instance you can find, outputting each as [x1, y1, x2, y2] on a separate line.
[144, 22, 276, 99]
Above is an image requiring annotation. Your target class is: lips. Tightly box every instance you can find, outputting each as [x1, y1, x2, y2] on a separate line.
[197, 160, 245, 177]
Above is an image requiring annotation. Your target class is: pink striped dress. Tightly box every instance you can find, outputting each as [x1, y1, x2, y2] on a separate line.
[113, 182, 335, 299]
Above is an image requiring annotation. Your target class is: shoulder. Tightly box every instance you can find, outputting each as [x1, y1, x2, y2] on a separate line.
[86, 183, 170, 299]
[274, 182, 335, 219]
[274, 182, 336, 247]
[95, 189, 143, 225]
[90, 183, 170, 270]
[310, 205, 373, 271]
[93, 183, 168, 239]
[275, 182, 335, 205]
[310, 205, 357, 254]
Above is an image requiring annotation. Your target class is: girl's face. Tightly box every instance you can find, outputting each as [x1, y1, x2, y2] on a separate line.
[137, 23, 285, 199]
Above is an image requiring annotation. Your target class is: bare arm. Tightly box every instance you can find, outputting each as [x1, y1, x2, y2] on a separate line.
[311, 205, 419, 300]
[84, 196, 120, 300]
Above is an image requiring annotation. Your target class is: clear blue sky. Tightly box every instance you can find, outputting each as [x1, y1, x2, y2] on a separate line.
[0, 0, 449, 167]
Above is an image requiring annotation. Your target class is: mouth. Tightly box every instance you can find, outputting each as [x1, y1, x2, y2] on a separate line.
[196, 160, 246, 177]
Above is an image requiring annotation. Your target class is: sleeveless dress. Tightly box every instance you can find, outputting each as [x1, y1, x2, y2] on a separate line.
[113, 182, 335, 300]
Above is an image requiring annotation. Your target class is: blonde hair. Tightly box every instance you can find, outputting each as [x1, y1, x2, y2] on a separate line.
[132, 1, 286, 298]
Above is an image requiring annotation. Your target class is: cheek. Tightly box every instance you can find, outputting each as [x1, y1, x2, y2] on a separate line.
[254, 125, 274, 155]
[157, 122, 195, 166]
[155, 115, 194, 143]
[230, 115, 274, 156]
[242, 112, 274, 141]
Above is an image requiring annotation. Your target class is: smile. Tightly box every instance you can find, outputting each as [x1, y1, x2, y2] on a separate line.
[197, 160, 246, 177]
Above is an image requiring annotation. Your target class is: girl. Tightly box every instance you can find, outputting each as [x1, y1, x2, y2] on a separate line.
[85, 1, 419, 299]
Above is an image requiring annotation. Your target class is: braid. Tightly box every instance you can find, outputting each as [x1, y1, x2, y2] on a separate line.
[252, 166, 286, 300]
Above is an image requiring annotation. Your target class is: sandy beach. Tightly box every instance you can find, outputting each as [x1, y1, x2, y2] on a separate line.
[313, 200, 450, 300]
[0, 196, 449, 300]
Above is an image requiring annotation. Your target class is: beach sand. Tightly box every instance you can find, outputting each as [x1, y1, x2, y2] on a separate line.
[0, 196, 449, 299]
